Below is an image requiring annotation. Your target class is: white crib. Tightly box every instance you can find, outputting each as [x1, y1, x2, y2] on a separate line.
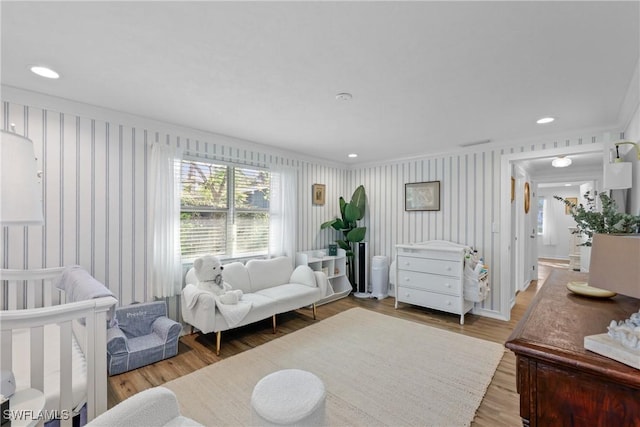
[0, 267, 117, 426]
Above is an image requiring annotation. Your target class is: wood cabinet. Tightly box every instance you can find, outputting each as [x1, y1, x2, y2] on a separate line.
[295, 249, 351, 305]
[395, 241, 473, 325]
[506, 269, 640, 427]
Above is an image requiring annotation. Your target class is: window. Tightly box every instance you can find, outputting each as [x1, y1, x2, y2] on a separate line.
[179, 158, 270, 260]
[537, 197, 545, 235]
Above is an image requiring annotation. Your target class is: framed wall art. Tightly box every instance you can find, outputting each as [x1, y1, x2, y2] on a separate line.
[565, 197, 578, 215]
[405, 181, 440, 211]
[524, 182, 531, 213]
[312, 184, 325, 205]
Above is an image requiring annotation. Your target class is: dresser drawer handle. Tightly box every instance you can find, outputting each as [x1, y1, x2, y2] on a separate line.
[445, 283, 451, 288]
[404, 277, 410, 282]
[404, 262, 411, 266]
[446, 301, 451, 306]
[445, 266, 452, 271]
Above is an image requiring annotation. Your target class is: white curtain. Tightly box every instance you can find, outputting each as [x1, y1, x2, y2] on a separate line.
[148, 142, 183, 298]
[269, 166, 297, 259]
[542, 197, 559, 246]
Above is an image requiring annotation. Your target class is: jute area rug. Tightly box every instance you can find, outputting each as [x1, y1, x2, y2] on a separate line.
[165, 308, 504, 427]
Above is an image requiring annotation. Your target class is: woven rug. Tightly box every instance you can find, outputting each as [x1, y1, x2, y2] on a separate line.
[164, 307, 504, 427]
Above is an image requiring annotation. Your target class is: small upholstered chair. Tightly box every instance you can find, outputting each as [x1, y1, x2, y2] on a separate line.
[87, 386, 202, 426]
[106, 301, 182, 375]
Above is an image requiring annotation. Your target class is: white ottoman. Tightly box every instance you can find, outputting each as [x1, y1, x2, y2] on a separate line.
[251, 369, 326, 427]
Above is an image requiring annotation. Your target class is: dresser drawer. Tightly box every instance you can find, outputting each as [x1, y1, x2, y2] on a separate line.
[397, 270, 461, 296]
[397, 255, 460, 277]
[397, 286, 463, 313]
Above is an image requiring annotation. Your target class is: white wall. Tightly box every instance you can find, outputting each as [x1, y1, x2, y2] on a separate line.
[623, 102, 640, 215]
[536, 186, 580, 260]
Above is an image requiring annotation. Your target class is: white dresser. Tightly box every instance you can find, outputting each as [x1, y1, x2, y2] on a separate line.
[395, 240, 474, 325]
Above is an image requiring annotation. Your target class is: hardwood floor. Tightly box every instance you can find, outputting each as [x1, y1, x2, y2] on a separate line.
[108, 260, 566, 426]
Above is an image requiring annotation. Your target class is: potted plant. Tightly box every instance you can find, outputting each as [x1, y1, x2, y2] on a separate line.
[321, 185, 367, 290]
[554, 191, 640, 246]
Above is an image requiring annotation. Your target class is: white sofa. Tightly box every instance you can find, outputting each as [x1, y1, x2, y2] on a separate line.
[86, 386, 202, 426]
[181, 256, 328, 355]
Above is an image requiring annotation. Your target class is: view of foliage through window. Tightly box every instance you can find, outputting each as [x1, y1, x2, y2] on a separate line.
[179, 159, 270, 260]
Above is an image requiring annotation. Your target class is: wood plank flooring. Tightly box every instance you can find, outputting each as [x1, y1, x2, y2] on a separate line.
[108, 260, 564, 426]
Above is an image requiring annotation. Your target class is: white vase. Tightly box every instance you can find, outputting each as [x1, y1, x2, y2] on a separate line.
[580, 246, 591, 272]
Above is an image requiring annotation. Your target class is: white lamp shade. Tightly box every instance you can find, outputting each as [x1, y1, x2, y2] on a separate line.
[1, 130, 44, 225]
[603, 162, 632, 190]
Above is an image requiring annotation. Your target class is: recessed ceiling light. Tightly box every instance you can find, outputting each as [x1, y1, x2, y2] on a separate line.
[536, 117, 555, 124]
[348, 153, 358, 158]
[30, 65, 59, 79]
[552, 156, 572, 168]
[336, 93, 352, 101]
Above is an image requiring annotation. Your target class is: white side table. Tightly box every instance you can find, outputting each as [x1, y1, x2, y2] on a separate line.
[9, 388, 46, 427]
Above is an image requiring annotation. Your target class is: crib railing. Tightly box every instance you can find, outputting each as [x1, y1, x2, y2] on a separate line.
[1, 267, 65, 310]
[0, 268, 117, 426]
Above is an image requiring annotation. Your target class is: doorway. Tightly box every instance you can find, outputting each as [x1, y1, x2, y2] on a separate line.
[499, 143, 605, 320]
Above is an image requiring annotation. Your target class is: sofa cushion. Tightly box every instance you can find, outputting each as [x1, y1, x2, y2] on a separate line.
[289, 265, 317, 287]
[222, 262, 252, 293]
[246, 257, 294, 292]
[255, 284, 322, 314]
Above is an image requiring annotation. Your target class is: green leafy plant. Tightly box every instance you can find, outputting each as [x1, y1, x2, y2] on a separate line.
[321, 185, 367, 288]
[554, 191, 640, 246]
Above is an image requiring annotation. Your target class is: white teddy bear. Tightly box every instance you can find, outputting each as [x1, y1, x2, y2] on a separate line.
[193, 255, 243, 305]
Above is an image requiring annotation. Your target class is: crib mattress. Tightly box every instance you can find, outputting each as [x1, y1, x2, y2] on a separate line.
[11, 324, 87, 415]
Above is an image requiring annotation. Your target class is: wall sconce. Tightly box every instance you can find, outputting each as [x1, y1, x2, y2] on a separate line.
[614, 141, 640, 161]
[603, 162, 632, 190]
[0, 130, 44, 225]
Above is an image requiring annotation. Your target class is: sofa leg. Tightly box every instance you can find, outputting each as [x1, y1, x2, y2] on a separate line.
[312, 303, 317, 320]
[216, 331, 221, 356]
[272, 315, 277, 334]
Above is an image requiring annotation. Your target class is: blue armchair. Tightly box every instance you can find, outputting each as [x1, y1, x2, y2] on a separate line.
[107, 301, 182, 375]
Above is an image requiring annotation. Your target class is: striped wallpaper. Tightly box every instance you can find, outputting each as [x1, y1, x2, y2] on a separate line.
[0, 93, 619, 322]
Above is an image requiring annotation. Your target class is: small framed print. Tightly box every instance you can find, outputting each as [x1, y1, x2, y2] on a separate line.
[565, 197, 578, 215]
[511, 177, 515, 202]
[312, 184, 326, 205]
[405, 181, 440, 211]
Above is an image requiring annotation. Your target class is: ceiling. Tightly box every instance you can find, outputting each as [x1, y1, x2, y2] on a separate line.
[2, 1, 639, 165]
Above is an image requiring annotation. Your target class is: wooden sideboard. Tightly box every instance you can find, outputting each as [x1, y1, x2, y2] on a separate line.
[506, 269, 640, 427]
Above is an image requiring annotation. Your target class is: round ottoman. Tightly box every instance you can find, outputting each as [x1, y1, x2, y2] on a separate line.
[250, 369, 326, 427]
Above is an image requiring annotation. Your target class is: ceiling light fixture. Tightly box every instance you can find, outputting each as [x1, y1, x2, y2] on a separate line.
[552, 156, 572, 168]
[536, 117, 555, 124]
[348, 153, 358, 158]
[336, 93, 352, 101]
[30, 65, 60, 79]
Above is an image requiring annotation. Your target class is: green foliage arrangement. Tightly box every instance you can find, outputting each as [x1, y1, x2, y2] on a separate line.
[554, 191, 640, 246]
[321, 185, 367, 288]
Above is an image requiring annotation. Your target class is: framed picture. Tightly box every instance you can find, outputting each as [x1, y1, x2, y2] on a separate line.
[312, 184, 325, 205]
[524, 182, 531, 213]
[565, 197, 578, 215]
[511, 177, 515, 202]
[405, 181, 440, 211]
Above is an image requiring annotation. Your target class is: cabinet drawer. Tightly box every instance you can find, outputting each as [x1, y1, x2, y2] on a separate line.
[397, 255, 460, 277]
[397, 286, 463, 313]
[397, 270, 461, 295]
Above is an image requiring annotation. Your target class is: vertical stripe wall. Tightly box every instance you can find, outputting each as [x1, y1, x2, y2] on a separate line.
[349, 136, 614, 317]
[0, 92, 623, 321]
[0, 98, 349, 314]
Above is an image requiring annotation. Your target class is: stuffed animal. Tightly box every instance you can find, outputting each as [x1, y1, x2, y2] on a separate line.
[193, 255, 243, 304]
